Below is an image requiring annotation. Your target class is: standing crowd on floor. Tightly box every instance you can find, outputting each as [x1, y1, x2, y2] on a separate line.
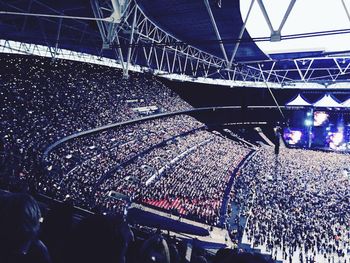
[234, 147, 350, 262]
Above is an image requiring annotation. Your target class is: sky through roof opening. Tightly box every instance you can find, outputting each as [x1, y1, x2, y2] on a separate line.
[240, 0, 350, 55]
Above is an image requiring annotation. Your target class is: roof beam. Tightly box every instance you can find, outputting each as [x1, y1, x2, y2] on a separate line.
[256, 0, 274, 35]
[114, 32, 126, 70]
[123, 4, 137, 78]
[203, 0, 229, 64]
[256, 0, 296, 41]
[341, 0, 350, 24]
[54, 17, 63, 58]
[277, 0, 296, 34]
[91, 0, 108, 44]
[228, 0, 255, 67]
[0, 1, 100, 38]
[32, 0, 88, 26]
[21, 0, 34, 32]
[294, 60, 305, 81]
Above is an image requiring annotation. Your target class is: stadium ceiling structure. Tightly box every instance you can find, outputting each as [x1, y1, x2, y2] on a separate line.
[1, 0, 350, 89]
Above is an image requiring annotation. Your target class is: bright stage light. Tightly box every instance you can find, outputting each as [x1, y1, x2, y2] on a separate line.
[332, 132, 343, 145]
[314, 111, 329, 126]
[329, 131, 344, 149]
[304, 119, 312, 126]
[284, 130, 302, 145]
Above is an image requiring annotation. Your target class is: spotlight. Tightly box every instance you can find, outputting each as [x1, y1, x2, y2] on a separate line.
[305, 119, 312, 126]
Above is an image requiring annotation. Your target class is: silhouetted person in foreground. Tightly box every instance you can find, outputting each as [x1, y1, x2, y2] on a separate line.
[0, 193, 51, 263]
[140, 233, 171, 263]
[40, 201, 74, 263]
[65, 215, 126, 263]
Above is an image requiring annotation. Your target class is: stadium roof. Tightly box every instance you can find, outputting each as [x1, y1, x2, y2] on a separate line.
[1, 0, 350, 88]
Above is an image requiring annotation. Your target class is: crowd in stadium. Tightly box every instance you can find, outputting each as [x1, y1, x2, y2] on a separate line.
[40, 115, 205, 211]
[138, 136, 250, 225]
[0, 54, 252, 226]
[46, 115, 203, 175]
[41, 124, 251, 226]
[97, 133, 251, 225]
[0, 54, 190, 179]
[234, 147, 350, 262]
[96, 129, 214, 215]
[1, 53, 350, 263]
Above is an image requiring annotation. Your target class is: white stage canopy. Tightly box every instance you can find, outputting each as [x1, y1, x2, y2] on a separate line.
[313, 94, 344, 108]
[342, 98, 350, 107]
[286, 94, 312, 107]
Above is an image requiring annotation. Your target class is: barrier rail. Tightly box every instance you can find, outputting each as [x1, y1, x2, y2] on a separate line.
[43, 105, 287, 160]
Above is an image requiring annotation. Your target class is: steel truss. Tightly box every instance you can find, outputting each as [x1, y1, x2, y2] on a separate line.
[2, 0, 350, 89]
[0, 39, 133, 70]
[91, 0, 270, 82]
[91, 0, 350, 88]
[2, 38, 350, 90]
[242, 56, 350, 87]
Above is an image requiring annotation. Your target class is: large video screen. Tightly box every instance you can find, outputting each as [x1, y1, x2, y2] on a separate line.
[284, 109, 350, 151]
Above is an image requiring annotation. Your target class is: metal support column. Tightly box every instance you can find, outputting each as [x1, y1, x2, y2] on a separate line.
[124, 6, 137, 78]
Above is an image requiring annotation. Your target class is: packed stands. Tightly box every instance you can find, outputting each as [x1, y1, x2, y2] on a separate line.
[3, 52, 349, 263]
[0, 54, 252, 227]
[42, 115, 205, 211]
[43, 120, 251, 225]
[0, 54, 191, 179]
[138, 136, 250, 225]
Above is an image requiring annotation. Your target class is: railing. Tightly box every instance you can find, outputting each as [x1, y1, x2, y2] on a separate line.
[219, 150, 256, 228]
[43, 105, 286, 159]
